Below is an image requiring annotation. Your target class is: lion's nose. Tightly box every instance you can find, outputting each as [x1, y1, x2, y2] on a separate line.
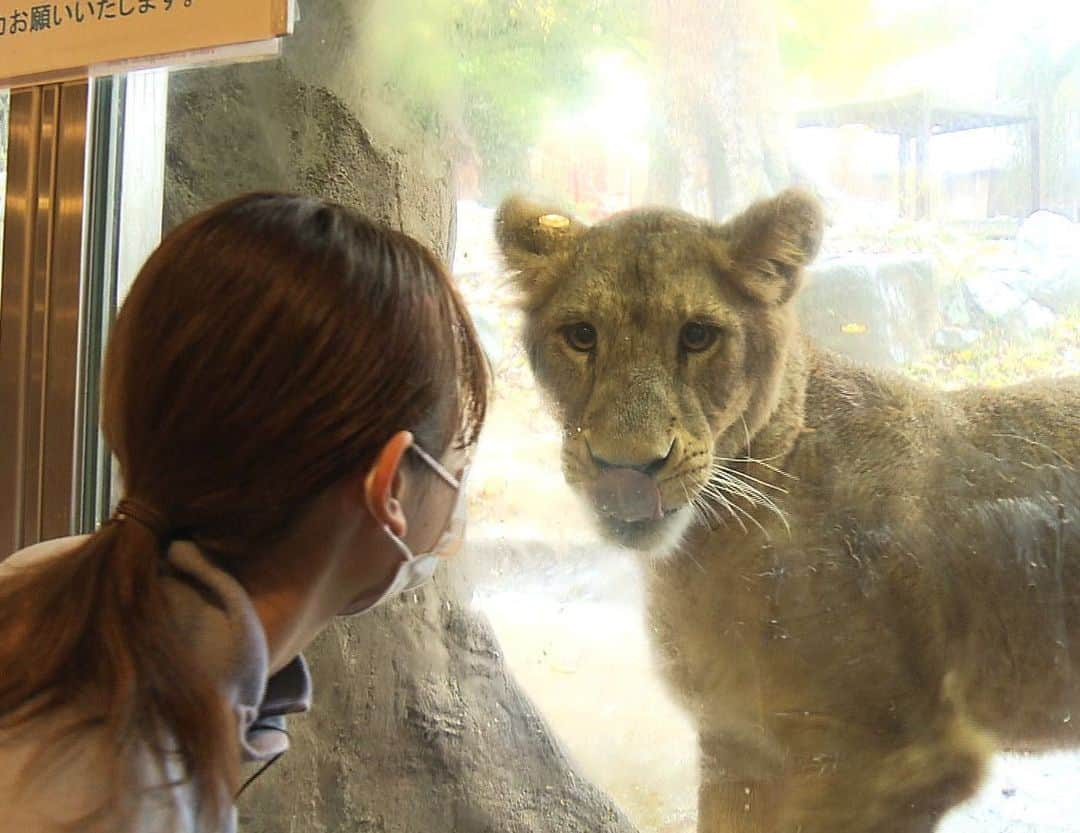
[587, 437, 675, 477]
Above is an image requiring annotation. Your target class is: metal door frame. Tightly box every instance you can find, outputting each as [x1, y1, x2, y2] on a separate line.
[0, 71, 167, 553]
[0, 81, 90, 552]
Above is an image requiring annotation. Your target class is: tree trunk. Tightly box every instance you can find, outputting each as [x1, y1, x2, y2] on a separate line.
[647, 0, 792, 219]
[164, 3, 639, 831]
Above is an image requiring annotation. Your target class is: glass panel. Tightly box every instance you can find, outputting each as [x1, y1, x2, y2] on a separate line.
[104, 2, 1079, 831]
[430, 3, 1080, 832]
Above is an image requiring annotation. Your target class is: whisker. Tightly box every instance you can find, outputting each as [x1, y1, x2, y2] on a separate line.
[692, 493, 724, 528]
[711, 464, 790, 494]
[714, 455, 798, 480]
[704, 471, 791, 535]
[728, 498, 769, 538]
[679, 481, 705, 527]
[682, 479, 723, 532]
[706, 471, 762, 504]
[709, 468, 781, 508]
[700, 487, 747, 535]
[719, 449, 787, 463]
[735, 487, 790, 534]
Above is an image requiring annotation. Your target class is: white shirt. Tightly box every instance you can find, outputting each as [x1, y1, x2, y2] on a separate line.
[0, 536, 311, 832]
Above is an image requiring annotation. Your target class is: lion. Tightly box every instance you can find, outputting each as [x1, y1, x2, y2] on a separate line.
[495, 189, 1080, 833]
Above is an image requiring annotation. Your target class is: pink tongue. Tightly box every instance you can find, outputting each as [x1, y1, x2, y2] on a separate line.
[591, 468, 663, 523]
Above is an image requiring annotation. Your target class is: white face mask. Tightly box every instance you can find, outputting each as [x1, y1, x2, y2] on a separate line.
[349, 444, 469, 615]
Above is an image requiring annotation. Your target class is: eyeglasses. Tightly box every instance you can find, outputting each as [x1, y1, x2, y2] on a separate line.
[407, 441, 471, 561]
[408, 442, 466, 490]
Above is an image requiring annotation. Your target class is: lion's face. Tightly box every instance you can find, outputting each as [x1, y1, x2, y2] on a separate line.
[497, 190, 824, 555]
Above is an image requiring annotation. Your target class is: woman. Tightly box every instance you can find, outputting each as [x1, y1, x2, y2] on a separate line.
[0, 193, 489, 832]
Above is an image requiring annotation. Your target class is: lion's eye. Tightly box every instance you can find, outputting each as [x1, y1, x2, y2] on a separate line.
[563, 322, 598, 352]
[680, 322, 719, 353]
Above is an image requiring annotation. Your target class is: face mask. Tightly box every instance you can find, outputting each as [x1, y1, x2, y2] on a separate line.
[348, 447, 469, 615]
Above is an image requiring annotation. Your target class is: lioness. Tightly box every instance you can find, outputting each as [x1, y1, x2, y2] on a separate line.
[495, 190, 1080, 833]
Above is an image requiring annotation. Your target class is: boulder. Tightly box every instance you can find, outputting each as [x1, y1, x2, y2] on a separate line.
[798, 255, 939, 367]
[1010, 211, 1080, 313]
[932, 326, 983, 352]
[1017, 210, 1080, 261]
[963, 271, 1058, 336]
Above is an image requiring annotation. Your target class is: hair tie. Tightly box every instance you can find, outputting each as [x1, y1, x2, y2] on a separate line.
[112, 498, 173, 546]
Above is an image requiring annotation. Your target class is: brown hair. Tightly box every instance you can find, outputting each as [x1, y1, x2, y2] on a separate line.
[0, 193, 489, 828]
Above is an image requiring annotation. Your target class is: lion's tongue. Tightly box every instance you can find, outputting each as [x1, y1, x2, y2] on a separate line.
[592, 469, 663, 523]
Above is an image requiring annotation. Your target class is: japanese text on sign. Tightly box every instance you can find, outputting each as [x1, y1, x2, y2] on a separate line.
[0, 0, 292, 87]
[1, 2, 195, 38]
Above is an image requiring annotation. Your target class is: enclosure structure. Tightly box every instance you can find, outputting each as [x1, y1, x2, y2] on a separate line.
[1, 2, 1078, 832]
[797, 91, 1039, 218]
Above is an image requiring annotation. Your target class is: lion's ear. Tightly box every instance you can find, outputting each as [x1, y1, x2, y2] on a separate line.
[495, 195, 586, 308]
[717, 188, 824, 305]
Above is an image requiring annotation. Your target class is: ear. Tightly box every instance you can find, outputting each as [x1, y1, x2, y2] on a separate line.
[718, 188, 825, 305]
[363, 430, 412, 538]
[495, 195, 587, 309]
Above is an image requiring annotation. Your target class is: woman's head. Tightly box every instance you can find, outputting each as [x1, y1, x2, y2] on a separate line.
[105, 192, 488, 554]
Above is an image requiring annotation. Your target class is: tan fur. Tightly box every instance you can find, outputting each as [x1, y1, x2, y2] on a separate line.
[497, 190, 1080, 833]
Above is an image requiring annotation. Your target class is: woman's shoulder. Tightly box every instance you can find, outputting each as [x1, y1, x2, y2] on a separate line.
[0, 534, 90, 578]
[0, 712, 112, 832]
[0, 708, 200, 833]
[0, 536, 234, 833]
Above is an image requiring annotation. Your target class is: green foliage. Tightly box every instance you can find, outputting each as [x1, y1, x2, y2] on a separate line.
[904, 309, 1080, 390]
[363, 0, 643, 200]
[776, 0, 967, 100]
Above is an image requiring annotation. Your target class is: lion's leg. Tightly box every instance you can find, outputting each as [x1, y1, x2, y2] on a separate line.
[697, 735, 781, 833]
[697, 774, 780, 833]
[774, 712, 991, 833]
[698, 706, 991, 833]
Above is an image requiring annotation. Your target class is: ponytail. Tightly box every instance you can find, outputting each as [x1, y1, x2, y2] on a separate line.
[0, 517, 235, 829]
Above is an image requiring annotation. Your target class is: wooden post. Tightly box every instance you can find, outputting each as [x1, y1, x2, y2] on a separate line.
[1029, 114, 1041, 214]
[898, 133, 910, 218]
[915, 101, 931, 220]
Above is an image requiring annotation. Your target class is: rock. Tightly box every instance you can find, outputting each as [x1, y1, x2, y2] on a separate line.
[1011, 211, 1080, 313]
[798, 255, 939, 367]
[1000, 262, 1080, 314]
[964, 272, 1030, 319]
[940, 284, 975, 328]
[1017, 299, 1058, 331]
[1017, 210, 1080, 261]
[933, 326, 983, 352]
[963, 272, 1057, 336]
